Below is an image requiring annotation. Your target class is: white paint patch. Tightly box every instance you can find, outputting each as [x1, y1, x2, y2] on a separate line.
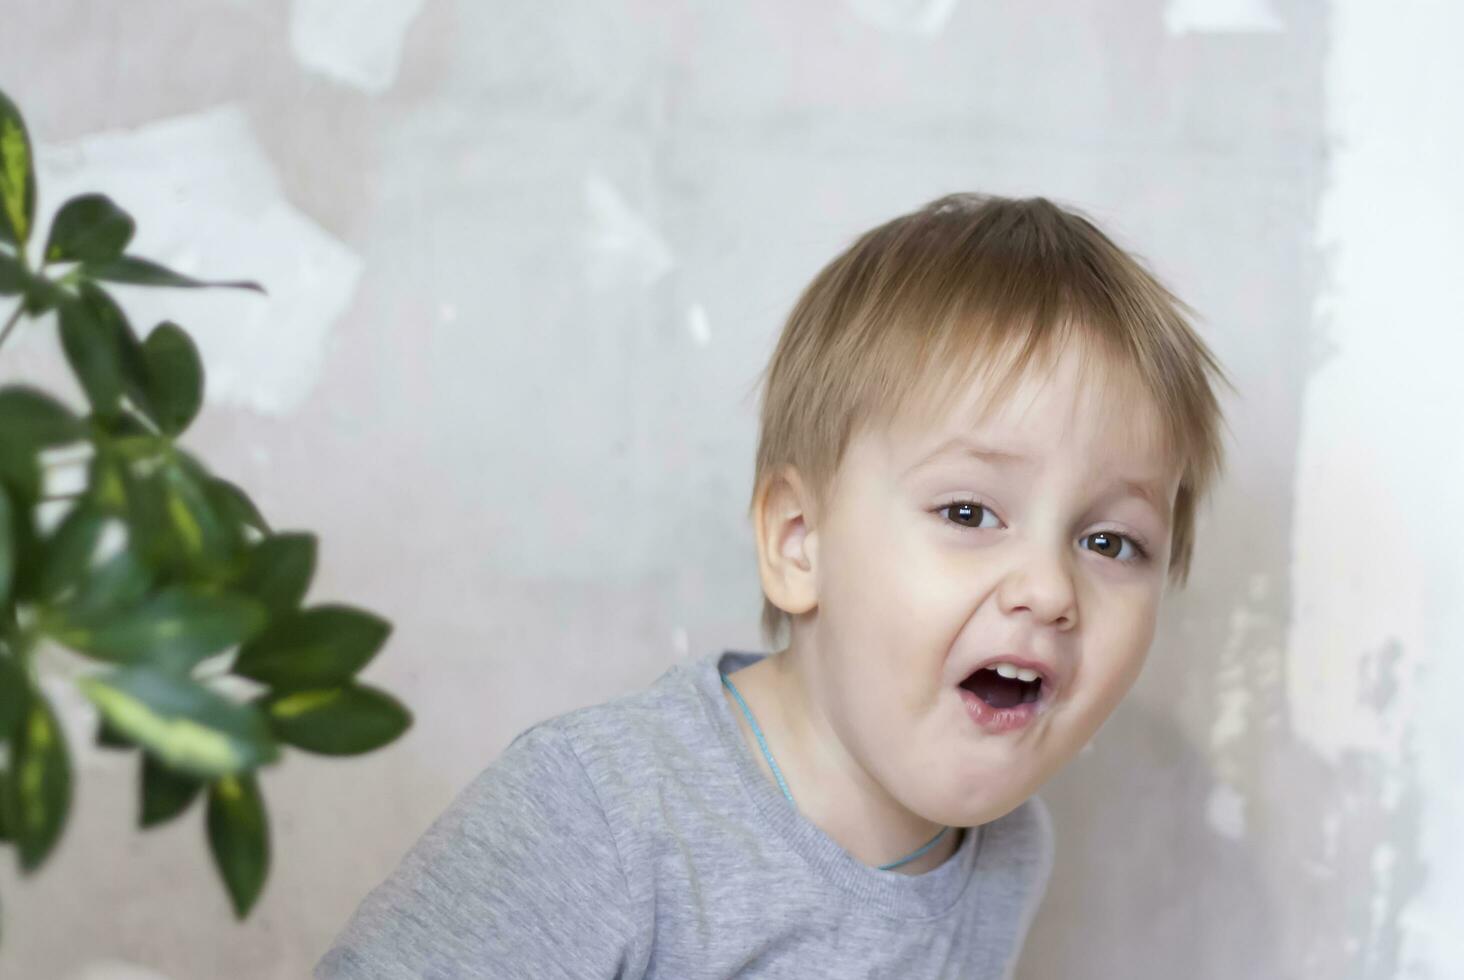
[37, 447, 93, 534]
[672, 625, 690, 657]
[1209, 678, 1251, 748]
[1164, 0, 1283, 34]
[1205, 781, 1246, 839]
[35, 105, 362, 418]
[686, 303, 712, 347]
[1291, 1, 1464, 972]
[65, 960, 175, 980]
[581, 173, 674, 289]
[847, 0, 961, 36]
[290, 0, 425, 95]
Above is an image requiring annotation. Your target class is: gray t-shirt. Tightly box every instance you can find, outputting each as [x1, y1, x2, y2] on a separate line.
[314, 649, 1054, 979]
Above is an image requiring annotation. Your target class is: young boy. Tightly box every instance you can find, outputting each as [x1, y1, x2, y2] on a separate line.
[314, 193, 1231, 979]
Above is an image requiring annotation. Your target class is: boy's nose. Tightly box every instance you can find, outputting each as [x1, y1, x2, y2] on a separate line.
[996, 551, 1078, 630]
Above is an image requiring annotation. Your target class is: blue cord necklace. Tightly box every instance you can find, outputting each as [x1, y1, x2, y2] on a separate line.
[721, 671, 950, 872]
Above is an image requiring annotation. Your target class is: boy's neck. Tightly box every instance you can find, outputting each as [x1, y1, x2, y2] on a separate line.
[722, 648, 964, 875]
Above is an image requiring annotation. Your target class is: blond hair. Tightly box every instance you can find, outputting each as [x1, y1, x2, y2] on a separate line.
[744, 193, 1235, 650]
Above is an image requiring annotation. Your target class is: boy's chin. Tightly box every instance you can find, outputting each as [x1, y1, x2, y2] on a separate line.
[934, 790, 1038, 829]
[925, 760, 1047, 825]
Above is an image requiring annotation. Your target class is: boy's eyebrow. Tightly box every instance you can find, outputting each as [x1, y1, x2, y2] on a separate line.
[903, 435, 1174, 526]
[902, 436, 1036, 475]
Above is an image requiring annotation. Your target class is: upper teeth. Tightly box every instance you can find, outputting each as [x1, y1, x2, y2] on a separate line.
[990, 662, 1040, 683]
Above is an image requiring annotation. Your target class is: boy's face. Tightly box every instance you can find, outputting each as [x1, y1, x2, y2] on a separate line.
[795, 338, 1182, 827]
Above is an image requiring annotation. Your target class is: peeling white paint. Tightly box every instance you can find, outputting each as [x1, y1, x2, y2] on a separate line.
[66, 960, 175, 980]
[581, 173, 674, 289]
[1205, 781, 1246, 839]
[1209, 679, 1250, 748]
[92, 518, 128, 566]
[35, 105, 363, 418]
[1290, 1, 1464, 972]
[687, 303, 712, 347]
[290, 0, 425, 95]
[846, 0, 961, 36]
[1370, 842, 1397, 951]
[38, 451, 92, 536]
[1246, 570, 1270, 602]
[1320, 807, 1341, 865]
[1164, 0, 1283, 35]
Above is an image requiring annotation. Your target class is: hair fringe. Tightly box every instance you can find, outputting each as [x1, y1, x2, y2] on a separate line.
[747, 194, 1237, 651]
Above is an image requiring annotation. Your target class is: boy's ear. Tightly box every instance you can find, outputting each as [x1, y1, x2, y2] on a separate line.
[753, 464, 819, 618]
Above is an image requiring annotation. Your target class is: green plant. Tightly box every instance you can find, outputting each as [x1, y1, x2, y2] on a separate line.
[0, 87, 411, 939]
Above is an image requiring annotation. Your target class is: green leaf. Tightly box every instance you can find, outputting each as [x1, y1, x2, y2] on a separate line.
[77, 663, 279, 779]
[158, 458, 232, 567]
[0, 437, 40, 504]
[45, 584, 267, 672]
[204, 477, 270, 537]
[171, 445, 212, 483]
[19, 271, 65, 315]
[207, 771, 269, 918]
[140, 750, 204, 828]
[43, 193, 135, 264]
[0, 249, 22, 294]
[0, 387, 83, 547]
[0, 89, 36, 247]
[124, 456, 238, 581]
[35, 501, 107, 604]
[0, 767, 9, 842]
[260, 682, 411, 756]
[229, 533, 315, 618]
[92, 410, 156, 447]
[54, 541, 154, 623]
[0, 461, 51, 607]
[94, 715, 133, 751]
[0, 481, 42, 599]
[141, 322, 203, 436]
[0, 654, 25, 735]
[84, 255, 265, 294]
[0, 683, 73, 872]
[0, 384, 86, 447]
[0, 484, 12, 608]
[58, 287, 125, 416]
[89, 282, 158, 422]
[86, 445, 129, 516]
[232, 604, 392, 691]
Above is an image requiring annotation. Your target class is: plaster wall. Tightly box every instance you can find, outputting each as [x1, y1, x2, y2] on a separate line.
[1, 2, 1458, 977]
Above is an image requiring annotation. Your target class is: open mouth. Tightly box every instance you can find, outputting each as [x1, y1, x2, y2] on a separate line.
[959, 666, 1043, 709]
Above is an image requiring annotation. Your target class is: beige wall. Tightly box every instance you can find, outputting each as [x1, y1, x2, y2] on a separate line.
[1, 1, 1458, 977]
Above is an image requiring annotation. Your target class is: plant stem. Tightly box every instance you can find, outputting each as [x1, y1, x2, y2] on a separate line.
[0, 303, 23, 352]
[0, 243, 32, 353]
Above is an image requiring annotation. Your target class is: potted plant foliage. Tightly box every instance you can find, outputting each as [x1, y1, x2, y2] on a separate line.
[0, 86, 411, 942]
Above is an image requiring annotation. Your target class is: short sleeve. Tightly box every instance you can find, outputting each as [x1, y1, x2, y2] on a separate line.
[313, 723, 637, 980]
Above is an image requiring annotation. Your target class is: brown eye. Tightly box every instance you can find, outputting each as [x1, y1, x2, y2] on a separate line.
[939, 500, 1001, 530]
[1083, 531, 1146, 563]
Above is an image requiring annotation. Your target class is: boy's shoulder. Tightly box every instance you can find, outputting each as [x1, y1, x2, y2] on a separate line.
[502, 652, 714, 775]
